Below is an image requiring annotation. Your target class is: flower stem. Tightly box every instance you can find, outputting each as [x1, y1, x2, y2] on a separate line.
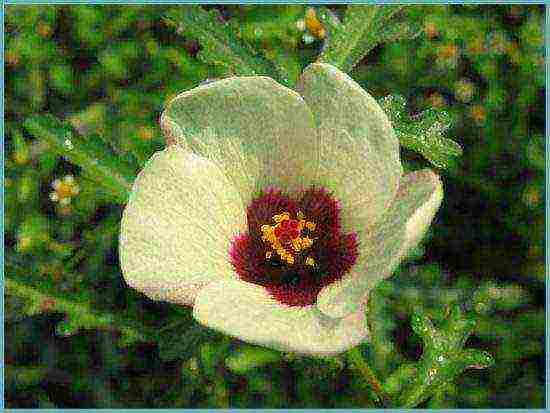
[347, 347, 392, 407]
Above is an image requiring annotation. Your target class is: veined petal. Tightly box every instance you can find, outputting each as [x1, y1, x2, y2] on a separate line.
[297, 63, 403, 231]
[316, 170, 443, 318]
[120, 146, 246, 305]
[193, 278, 369, 355]
[160, 76, 319, 201]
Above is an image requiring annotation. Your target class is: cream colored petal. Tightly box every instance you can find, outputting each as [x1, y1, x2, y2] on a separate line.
[297, 63, 403, 231]
[119, 146, 246, 306]
[316, 169, 443, 318]
[193, 279, 369, 356]
[160, 76, 319, 202]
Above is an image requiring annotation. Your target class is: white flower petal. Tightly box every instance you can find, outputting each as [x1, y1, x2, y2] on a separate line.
[160, 76, 319, 201]
[120, 146, 246, 306]
[297, 63, 403, 231]
[193, 278, 369, 355]
[316, 169, 443, 318]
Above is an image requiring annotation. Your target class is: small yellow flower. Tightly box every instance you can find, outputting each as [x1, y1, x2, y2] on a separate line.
[508, 5, 522, 19]
[438, 43, 459, 59]
[424, 21, 439, 39]
[17, 235, 33, 253]
[506, 41, 521, 66]
[488, 32, 508, 55]
[40, 298, 57, 312]
[5, 50, 19, 66]
[454, 79, 475, 103]
[138, 126, 155, 141]
[427, 93, 447, 109]
[49, 175, 80, 207]
[436, 43, 460, 69]
[39, 262, 64, 282]
[522, 185, 541, 207]
[305, 8, 326, 40]
[14, 151, 29, 165]
[470, 105, 487, 125]
[467, 38, 486, 56]
[37, 22, 53, 38]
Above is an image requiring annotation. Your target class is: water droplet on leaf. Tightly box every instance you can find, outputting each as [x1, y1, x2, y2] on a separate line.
[64, 138, 73, 150]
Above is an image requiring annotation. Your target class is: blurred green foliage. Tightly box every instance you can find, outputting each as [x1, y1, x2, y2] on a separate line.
[5, 5, 545, 408]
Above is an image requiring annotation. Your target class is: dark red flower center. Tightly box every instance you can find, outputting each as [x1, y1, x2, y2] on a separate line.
[229, 187, 358, 307]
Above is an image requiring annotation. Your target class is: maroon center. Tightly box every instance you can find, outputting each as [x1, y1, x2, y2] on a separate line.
[229, 187, 359, 307]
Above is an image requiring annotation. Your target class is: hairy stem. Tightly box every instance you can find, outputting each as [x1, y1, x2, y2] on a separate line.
[347, 347, 392, 407]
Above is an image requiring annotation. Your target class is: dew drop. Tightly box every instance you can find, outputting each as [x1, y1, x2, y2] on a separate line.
[64, 137, 74, 150]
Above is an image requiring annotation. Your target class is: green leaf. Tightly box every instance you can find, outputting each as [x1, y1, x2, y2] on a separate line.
[389, 304, 494, 408]
[165, 6, 280, 80]
[6, 366, 48, 390]
[12, 128, 30, 165]
[225, 345, 282, 374]
[235, 5, 305, 88]
[5, 260, 152, 347]
[158, 323, 213, 362]
[379, 95, 463, 169]
[472, 282, 530, 314]
[23, 114, 138, 204]
[319, 5, 419, 73]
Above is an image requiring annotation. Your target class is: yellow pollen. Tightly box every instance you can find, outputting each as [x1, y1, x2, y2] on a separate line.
[301, 237, 314, 250]
[273, 212, 290, 223]
[261, 210, 317, 266]
[305, 256, 316, 267]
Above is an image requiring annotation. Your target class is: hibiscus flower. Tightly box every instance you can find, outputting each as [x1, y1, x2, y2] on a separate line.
[120, 63, 443, 355]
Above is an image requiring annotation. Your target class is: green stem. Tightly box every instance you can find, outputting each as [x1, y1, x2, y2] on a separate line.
[347, 347, 392, 407]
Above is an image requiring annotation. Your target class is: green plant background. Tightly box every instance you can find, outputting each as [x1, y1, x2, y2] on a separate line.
[5, 5, 545, 408]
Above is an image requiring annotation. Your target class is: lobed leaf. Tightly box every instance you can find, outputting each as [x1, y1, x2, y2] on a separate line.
[165, 6, 281, 80]
[23, 114, 138, 204]
[388, 304, 494, 408]
[319, 5, 420, 73]
[379, 95, 463, 169]
[5, 259, 153, 347]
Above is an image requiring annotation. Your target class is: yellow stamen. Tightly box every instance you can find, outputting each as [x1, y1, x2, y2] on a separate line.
[291, 238, 302, 252]
[301, 237, 314, 250]
[273, 212, 290, 223]
[305, 221, 316, 232]
[260, 210, 318, 267]
[305, 256, 316, 267]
